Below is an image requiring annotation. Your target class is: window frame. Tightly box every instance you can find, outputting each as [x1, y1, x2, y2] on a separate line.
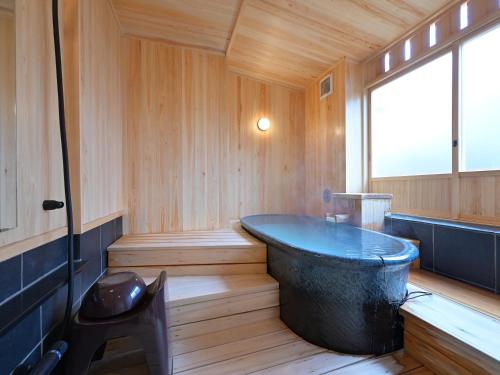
[367, 21, 500, 183]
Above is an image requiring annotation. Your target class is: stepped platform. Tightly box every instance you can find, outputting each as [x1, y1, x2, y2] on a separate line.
[90, 274, 428, 375]
[92, 230, 500, 374]
[107, 230, 267, 276]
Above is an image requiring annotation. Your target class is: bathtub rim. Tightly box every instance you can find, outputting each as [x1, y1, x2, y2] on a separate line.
[241, 214, 419, 267]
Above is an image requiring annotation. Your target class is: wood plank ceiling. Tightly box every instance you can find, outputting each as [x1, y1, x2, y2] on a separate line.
[111, 0, 453, 88]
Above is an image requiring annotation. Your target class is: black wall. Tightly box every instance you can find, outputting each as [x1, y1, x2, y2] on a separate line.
[0, 217, 122, 374]
[385, 214, 500, 294]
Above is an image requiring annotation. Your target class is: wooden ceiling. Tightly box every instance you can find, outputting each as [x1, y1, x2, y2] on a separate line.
[111, 0, 242, 52]
[111, 0, 453, 88]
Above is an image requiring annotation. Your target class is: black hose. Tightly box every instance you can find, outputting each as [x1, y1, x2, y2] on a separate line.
[29, 341, 68, 375]
[51, 0, 75, 341]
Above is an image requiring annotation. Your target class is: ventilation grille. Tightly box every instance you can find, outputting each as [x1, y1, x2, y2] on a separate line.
[320, 74, 333, 99]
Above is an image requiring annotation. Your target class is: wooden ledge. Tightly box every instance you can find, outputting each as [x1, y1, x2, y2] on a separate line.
[401, 283, 500, 373]
[408, 269, 500, 320]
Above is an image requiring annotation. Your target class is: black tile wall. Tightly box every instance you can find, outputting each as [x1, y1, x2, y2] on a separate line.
[385, 214, 500, 295]
[496, 235, 500, 294]
[116, 217, 123, 239]
[23, 237, 67, 286]
[391, 219, 434, 271]
[81, 256, 102, 293]
[22, 344, 42, 372]
[0, 255, 21, 304]
[434, 226, 495, 290]
[0, 216, 123, 375]
[75, 226, 100, 261]
[0, 308, 41, 374]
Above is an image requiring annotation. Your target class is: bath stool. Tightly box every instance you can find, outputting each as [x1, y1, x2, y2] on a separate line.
[65, 271, 171, 375]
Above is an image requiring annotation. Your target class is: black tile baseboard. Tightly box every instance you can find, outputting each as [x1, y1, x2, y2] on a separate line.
[391, 219, 434, 271]
[496, 236, 500, 294]
[0, 308, 40, 374]
[385, 214, 500, 294]
[434, 226, 495, 291]
[0, 216, 123, 375]
[0, 256, 21, 304]
[23, 236, 68, 287]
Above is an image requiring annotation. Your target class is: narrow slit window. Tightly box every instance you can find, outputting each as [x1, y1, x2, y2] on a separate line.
[429, 23, 437, 47]
[384, 53, 390, 72]
[404, 39, 412, 61]
[460, 2, 469, 30]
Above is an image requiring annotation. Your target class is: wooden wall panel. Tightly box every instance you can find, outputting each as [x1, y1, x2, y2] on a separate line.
[304, 64, 345, 217]
[371, 177, 453, 219]
[122, 37, 305, 233]
[459, 175, 500, 225]
[304, 59, 363, 218]
[371, 174, 500, 226]
[0, 0, 66, 259]
[79, 0, 123, 228]
[0, 7, 16, 230]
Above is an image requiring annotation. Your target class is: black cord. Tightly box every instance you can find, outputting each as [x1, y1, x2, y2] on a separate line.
[52, 0, 75, 341]
[399, 290, 433, 307]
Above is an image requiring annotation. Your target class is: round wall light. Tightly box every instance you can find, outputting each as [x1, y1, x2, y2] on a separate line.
[257, 117, 270, 132]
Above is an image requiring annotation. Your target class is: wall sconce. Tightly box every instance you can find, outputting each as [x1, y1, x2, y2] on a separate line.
[257, 117, 270, 132]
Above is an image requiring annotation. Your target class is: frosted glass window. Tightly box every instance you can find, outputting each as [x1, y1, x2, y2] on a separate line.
[371, 53, 453, 178]
[460, 24, 500, 172]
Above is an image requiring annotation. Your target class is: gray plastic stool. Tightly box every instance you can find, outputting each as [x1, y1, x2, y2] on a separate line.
[65, 271, 171, 375]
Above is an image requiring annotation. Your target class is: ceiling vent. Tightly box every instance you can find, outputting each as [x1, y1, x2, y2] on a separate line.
[320, 74, 333, 99]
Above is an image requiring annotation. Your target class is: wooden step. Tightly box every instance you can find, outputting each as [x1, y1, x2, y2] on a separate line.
[164, 274, 279, 307]
[400, 283, 500, 375]
[107, 230, 266, 275]
[108, 264, 267, 277]
[145, 274, 279, 326]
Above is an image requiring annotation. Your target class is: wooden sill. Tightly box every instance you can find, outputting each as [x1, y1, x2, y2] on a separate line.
[408, 269, 500, 320]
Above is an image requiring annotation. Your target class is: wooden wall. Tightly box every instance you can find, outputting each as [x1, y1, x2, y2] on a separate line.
[79, 0, 123, 230]
[121, 37, 305, 233]
[371, 177, 453, 219]
[0, 0, 124, 261]
[0, 6, 16, 230]
[63, 0, 123, 233]
[371, 174, 500, 225]
[0, 0, 66, 260]
[304, 59, 363, 218]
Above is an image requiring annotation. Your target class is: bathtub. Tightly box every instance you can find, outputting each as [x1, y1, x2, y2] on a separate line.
[240, 214, 419, 355]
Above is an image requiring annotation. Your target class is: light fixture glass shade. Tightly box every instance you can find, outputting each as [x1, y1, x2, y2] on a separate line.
[257, 117, 270, 131]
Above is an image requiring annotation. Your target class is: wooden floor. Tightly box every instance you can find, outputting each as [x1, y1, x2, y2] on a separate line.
[88, 272, 431, 375]
[90, 317, 430, 375]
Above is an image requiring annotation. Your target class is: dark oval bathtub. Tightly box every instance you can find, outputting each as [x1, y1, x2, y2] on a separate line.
[240, 214, 419, 355]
